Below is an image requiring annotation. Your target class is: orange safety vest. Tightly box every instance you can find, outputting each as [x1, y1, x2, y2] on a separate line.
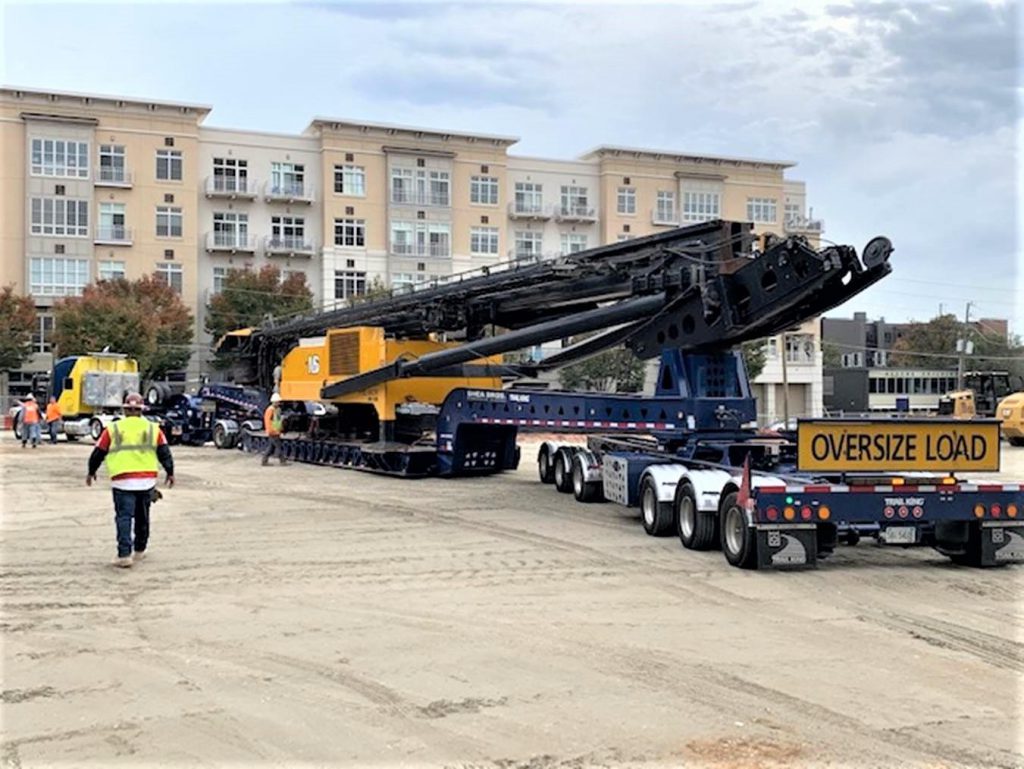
[46, 402, 61, 422]
[22, 402, 41, 424]
[264, 404, 283, 437]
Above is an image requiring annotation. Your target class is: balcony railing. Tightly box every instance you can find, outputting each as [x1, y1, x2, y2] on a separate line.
[205, 175, 258, 198]
[94, 167, 133, 187]
[783, 215, 825, 233]
[390, 190, 451, 207]
[94, 225, 133, 245]
[264, 181, 314, 203]
[205, 231, 257, 252]
[264, 236, 315, 256]
[508, 201, 551, 219]
[390, 243, 451, 258]
[651, 207, 679, 226]
[554, 204, 597, 222]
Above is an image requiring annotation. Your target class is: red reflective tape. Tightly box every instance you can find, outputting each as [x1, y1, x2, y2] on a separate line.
[900, 485, 919, 492]
[851, 486, 877, 493]
[978, 484, 1004, 492]
[757, 486, 786, 494]
[802, 484, 832, 493]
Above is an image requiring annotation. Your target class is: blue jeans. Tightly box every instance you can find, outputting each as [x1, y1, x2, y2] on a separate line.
[112, 489, 151, 558]
[22, 422, 41, 446]
[48, 420, 60, 444]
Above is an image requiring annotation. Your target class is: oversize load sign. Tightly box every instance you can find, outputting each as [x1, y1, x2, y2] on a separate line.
[797, 420, 1000, 473]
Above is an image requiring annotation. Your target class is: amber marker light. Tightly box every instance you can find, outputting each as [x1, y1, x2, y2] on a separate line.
[818, 506, 831, 520]
[973, 504, 986, 518]
[783, 506, 796, 521]
[1008, 503, 1018, 518]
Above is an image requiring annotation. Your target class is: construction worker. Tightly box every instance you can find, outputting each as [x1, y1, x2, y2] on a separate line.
[45, 396, 62, 444]
[86, 393, 175, 568]
[20, 394, 42, 449]
[262, 392, 288, 466]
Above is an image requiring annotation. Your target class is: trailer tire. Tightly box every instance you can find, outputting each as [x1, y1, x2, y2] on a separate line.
[90, 418, 104, 442]
[553, 448, 574, 493]
[571, 455, 603, 503]
[212, 422, 235, 449]
[1009, 437, 1024, 447]
[720, 491, 757, 569]
[640, 476, 674, 537]
[145, 384, 167, 407]
[947, 522, 985, 567]
[676, 481, 717, 550]
[538, 447, 556, 484]
[12, 417, 23, 441]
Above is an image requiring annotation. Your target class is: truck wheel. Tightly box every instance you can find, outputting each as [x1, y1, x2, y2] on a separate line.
[90, 418, 104, 441]
[640, 476, 674, 537]
[947, 522, 984, 567]
[538, 448, 555, 484]
[720, 491, 757, 569]
[66, 434, 80, 442]
[571, 455, 603, 503]
[145, 384, 168, 407]
[553, 448, 574, 493]
[676, 481, 717, 550]
[12, 418, 23, 441]
[1010, 437, 1024, 447]
[213, 423, 231, 449]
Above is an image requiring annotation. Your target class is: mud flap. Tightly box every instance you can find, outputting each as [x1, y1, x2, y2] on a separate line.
[980, 523, 1024, 566]
[756, 525, 818, 570]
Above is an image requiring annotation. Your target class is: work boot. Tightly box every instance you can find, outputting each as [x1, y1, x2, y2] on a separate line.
[261, 457, 269, 466]
[133, 551, 146, 561]
[113, 556, 133, 568]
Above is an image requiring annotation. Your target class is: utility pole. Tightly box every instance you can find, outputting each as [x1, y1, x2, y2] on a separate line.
[957, 301, 974, 389]
[780, 332, 790, 426]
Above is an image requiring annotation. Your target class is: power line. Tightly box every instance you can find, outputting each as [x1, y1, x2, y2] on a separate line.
[822, 340, 1022, 362]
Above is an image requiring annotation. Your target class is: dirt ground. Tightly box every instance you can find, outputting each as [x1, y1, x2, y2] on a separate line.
[2, 433, 1022, 769]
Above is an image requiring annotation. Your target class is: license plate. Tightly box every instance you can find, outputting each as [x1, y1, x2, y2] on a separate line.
[201, 402, 217, 413]
[171, 426, 183, 435]
[882, 526, 916, 544]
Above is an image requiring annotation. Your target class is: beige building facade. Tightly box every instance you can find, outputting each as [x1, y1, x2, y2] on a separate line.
[0, 87, 824, 421]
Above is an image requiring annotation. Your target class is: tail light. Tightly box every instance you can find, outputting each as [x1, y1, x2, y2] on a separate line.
[800, 506, 812, 521]
[765, 506, 779, 521]
[898, 505, 909, 518]
[912, 506, 924, 518]
[991, 504, 1002, 518]
[884, 506, 895, 518]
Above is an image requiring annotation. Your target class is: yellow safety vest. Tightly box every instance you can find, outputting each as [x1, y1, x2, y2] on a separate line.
[104, 417, 159, 477]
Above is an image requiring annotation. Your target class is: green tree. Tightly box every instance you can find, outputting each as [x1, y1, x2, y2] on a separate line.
[560, 345, 645, 393]
[0, 285, 37, 372]
[205, 265, 313, 341]
[52, 277, 193, 380]
[741, 340, 767, 380]
[821, 340, 842, 369]
[890, 314, 961, 367]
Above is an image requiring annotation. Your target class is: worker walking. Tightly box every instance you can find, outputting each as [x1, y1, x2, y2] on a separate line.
[86, 393, 175, 568]
[262, 392, 288, 466]
[45, 396, 62, 444]
[20, 394, 42, 448]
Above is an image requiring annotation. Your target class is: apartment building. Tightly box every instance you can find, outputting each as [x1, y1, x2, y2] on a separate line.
[0, 87, 824, 415]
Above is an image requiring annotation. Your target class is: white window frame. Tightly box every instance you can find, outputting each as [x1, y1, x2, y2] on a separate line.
[30, 138, 89, 178]
[334, 218, 366, 248]
[470, 175, 499, 205]
[655, 191, 676, 221]
[212, 212, 248, 247]
[560, 233, 588, 254]
[514, 182, 543, 214]
[747, 197, 778, 224]
[212, 266, 228, 295]
[334, 270, 367, 301]
[333, 164, 366, 197]
[682, 191, 721, 223]
[470, 226, 499, 256]
[30, 197, 89, 237]
[155, 262, 183, 294]
[212, 157, 248, 193]
[98, 202, 127, 241]
[29, 257, 89, 296]
[271, 215, 306, 248]
[98, 144, 126, 183]
[560, 185, 589, 216]
[514, 230, 543, 261]
[617, 187, 636, 215]
[271, 162, 305, 196]
[391, 272, 415, 291]
[156, 149, 183, 181]
[98, 260, 126, 282]
[156, 206, 183, 238]
[33, 313, 55, 353]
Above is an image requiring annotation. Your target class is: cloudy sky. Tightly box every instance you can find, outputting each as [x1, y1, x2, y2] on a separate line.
[3, 0, 1020, 333]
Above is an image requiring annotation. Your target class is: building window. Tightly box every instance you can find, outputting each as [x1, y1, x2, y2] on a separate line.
[33, 314, 55, 353]
[617, 187, 636, 215]
[391, 272, 416, 291]
[271, 162, 305, 196]
[30, 138, 89, 178]
[514, 230, 543, 261]
[747, 197, 777, 224]
[155, 262, 183, 294]
[212, 212, 248, 247]
[559, 185, 590, 216]
[560, 233, 588, 254]
[471, 176, 499, 205]
[156, 149, 183, 181]
[616, 234, 634, 243]
[786, 334, 815, 364]
[655, 191, 676, 222]
[30, 197, 89, 237]
[390, 221, 450, 257]
[682, 191, 721, 222]
[784, 202, 801, 224]
[334, 270, 367, 301]
[29, 257, 89, 296]
[333, 164, 366, 196]
[97, 260, 126, 281]
[391, 168, 450, 206]
[514, 182, 543, 214]
[841, 352, 864, 368]
[334, 218, 366, 247]
[470, 226, 499, 255]
[270, 216, 306, 248]
[97, 203, 127, 241]
[212, 157, 248, 193]
[156, 206, 183, 238]
[98, 144, 127, 183]
[212, 266, 227, 295]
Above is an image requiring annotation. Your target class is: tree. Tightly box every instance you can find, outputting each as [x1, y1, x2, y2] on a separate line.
[0, 285, 37, 372]
[889, 314, 961, 368]
[741, 340, 767, 381]
[348, 275, 391, 307]
[52, 276, 193, 380]
[205, 265, 313, 342]
[560, 345, 645, 393]
[821, 340, 842, 369]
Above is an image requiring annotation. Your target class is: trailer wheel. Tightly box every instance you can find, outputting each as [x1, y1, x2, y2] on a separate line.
[571, 455, 603, 503]
[90, 418, 104, 442]
[212, 422, 234, 449]
[676, 481, 716, 550]
[720, 492, 757, 569]
[538, 448, 555, 484]
[12, 417, 23, 441]
[640, 476, 674, 537]
[553, 448, 574, 493]
[1010, 437, 1024, 447]
[947, 522, 984, 567]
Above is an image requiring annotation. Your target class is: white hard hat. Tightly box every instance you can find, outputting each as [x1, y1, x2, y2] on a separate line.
[270, 393, 282, 403]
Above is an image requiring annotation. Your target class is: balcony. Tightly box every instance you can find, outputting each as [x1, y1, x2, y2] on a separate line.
[651, 207, 679, 226]
[554, 204, 597, 223]
[264, 235, 316, 257]
[264, 181, 315, 204]
[508, 202, 551, 220]
[94, 167, 133, 188]
[507, 248, 560, 264]
[784, 215, 825, 234]
[205, 175, 258, 199]
[390, 190, 451, 208]
[390, 243, 451, 258]
[94, 225, 133, 245]
[205, 232, 257, 253]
